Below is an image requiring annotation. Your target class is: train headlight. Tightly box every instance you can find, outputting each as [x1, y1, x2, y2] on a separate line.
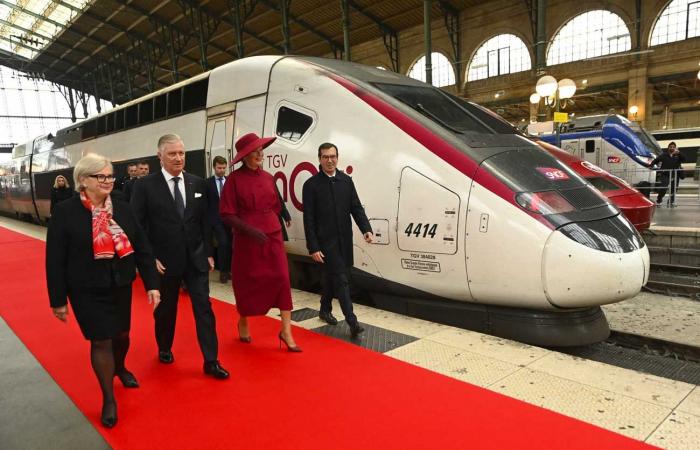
[516, 191, 576, 215]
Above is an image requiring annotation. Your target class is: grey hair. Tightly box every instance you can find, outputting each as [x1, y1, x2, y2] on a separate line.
[157, 134, 183, 152]
[73, 153, 112, 192]
[53, 174, 70, 189]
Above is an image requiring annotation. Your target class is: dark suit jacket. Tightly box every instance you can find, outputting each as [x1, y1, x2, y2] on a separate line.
[302, 170, 371, 271]
[46, 195, 159, 308]
[130, 171, 213, 276]
[206, 175, 224, 227]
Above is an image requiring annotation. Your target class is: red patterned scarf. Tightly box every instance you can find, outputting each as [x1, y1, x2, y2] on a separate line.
[80, 191, 134, 259]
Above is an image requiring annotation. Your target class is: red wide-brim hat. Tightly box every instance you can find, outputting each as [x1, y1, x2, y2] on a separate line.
[231, 132, 277, 165]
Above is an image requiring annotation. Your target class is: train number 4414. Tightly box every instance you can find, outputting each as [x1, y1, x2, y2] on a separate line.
[404, 223, 438, 238]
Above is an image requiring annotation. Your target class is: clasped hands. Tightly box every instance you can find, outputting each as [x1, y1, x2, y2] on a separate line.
[52, 289, 161, 322]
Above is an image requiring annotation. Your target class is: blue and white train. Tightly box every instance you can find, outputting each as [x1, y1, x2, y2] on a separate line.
[539, 114, 660, 185]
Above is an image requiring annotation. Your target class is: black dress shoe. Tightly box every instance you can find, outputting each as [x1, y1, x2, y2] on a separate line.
[158, 350, 174, 364]
[204, 361, 230, 379]
[115, 370, 139, 388]
[349, 323, 365, 338]
[319, 311, 338, 325]
[101, 401, 118, 428]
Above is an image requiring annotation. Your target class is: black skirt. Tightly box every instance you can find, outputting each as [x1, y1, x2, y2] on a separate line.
[68, 284, 133, 340]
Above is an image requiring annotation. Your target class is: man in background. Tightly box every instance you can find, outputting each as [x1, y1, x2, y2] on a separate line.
[206, 156, 232, 283]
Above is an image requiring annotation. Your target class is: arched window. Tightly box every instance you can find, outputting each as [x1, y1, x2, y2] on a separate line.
[547, 10, 631, 65]
[467, 34, 532, 81]
[407, 52, 456, 87]
[650, 0, 700, 46]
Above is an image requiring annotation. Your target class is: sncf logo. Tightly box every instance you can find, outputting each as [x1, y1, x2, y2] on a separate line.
[536, 167, 570, 181]
[607, 156, 621, 163]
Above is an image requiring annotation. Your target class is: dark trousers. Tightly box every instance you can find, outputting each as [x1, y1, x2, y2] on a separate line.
[656, 173, 680, 204]
[212, 222, 232, 273]
[320, 267, 358, 326]
[156, 259, 218, 362]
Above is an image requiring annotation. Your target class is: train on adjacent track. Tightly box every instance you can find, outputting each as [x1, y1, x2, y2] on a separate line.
[538, 114, 659, 187]
[0, 56, 649, 346]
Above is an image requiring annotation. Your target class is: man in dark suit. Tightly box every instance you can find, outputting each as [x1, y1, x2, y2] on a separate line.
[206, 156, 232, 283]
[302, 142, 373, 338]
[115, 162, 138, 191]
[131, 134, 229, 379]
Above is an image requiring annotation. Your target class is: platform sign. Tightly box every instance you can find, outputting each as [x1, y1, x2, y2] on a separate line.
[553, 112, 569, 123]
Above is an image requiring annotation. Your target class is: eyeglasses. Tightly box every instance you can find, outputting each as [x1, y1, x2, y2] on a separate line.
[88, 174, 115, 183]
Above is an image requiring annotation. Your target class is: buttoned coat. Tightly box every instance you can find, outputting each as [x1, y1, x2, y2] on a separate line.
[302, 170, 371, 273]
[130, 171, 212, 276]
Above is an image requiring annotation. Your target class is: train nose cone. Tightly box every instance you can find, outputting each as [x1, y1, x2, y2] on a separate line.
[541, 217, 649, 308]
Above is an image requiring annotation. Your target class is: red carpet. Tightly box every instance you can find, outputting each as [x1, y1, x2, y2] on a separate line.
[0, 226, 655, 449]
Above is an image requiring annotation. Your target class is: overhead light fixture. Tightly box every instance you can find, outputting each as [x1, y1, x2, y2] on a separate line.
[629, 105, 639, 116]
[581, 79, 588, 85]
[529, 93, 541, 104]
[494, 90, 505, 99]
[558, 78, 577, 99]
[536, 76, 558, 98]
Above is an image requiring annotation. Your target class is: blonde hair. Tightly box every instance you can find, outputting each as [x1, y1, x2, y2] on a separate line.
[73, 153, 112, 192]
[53, 175, 70, 189]
[157, 134, 183, 152]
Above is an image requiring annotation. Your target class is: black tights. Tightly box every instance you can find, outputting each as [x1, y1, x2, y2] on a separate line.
[90, 332, 129, 415]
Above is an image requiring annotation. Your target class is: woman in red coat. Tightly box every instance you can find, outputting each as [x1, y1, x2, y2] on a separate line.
[219, 133, 301, 352]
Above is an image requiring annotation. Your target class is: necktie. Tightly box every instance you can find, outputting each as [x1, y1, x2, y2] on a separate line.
[172, 176, 185, 218]
[217, 177, 224, 196]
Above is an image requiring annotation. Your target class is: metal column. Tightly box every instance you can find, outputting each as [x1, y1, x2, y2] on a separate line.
[340, 0, 350, 61]
[424, 0, 432, 85]
[535, 0, 546, 73]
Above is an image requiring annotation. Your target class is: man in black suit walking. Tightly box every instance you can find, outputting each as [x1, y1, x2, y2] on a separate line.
[302, 142, 373, 338]
[206, 156, 232, 283]
[131, 134, 229, 379]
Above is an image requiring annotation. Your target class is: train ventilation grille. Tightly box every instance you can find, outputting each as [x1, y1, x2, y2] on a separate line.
[560, 186, 608, 210]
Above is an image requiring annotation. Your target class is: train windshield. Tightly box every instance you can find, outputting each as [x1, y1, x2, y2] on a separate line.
[631, 126, 661, 155]
[372, 83, 512, 134]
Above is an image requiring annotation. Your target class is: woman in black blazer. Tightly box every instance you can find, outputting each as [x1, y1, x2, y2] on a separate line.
[46, 154, 161, 428]
[50, 175, 73, 216]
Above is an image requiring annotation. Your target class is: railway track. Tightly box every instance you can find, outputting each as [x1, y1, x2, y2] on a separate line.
[561, 331, 700, 385]
[644, 263, 700, 299]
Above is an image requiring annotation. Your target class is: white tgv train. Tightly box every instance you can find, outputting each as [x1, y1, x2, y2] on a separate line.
[0, 56, 650, 346]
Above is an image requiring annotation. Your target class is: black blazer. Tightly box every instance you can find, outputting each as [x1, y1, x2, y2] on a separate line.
[50, 187, 73, 216]
[206, 175, 224, 227]
[130, 171, 213, 276]
[45, 195, 159, 308]
[302, 170, 371, 270]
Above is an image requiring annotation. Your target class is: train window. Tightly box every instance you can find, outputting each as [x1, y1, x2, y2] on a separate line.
[276, 106, 313, 142]
[183, 79, 208, 112]
[126, 105, 138, 127]
[585, 140, 595, 153]
[168, 89, 183, 116]
[116, 110, 125, 130]
[139, 99, 153, 124]
[82, 120, 97, 140]
[586, 177, 621, 192]
[97, 116, 106, 135]
[106, 113, 115, 133]
[154, 94, 167, 120]
[374, 83, 491, 134]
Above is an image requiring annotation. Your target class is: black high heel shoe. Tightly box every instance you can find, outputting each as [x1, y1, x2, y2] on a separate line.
[278, 332, 302, 352]
[115, 369, 139, 388]
[101, 401, 118, 428]
[237, 321, 251, 343]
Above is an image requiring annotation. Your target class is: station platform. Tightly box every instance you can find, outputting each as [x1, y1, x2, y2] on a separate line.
[1, 216, 699, 450]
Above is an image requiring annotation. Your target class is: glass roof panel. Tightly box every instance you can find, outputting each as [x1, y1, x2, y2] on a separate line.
[0, 0, 94, 60]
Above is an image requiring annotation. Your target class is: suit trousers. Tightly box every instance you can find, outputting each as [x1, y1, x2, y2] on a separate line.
[212, 222, 232, 273]
[156, 257, 218, 362]
[320, 267, 358, 326]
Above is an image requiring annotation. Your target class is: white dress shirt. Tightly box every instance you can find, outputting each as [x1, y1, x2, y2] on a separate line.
[161, 167, 186, 208]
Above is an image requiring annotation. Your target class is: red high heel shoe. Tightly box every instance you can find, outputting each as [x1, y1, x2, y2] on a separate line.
[278, 332, 302, 352]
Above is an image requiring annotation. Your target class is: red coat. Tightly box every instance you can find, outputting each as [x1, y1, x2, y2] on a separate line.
[219, 166, 292, 316]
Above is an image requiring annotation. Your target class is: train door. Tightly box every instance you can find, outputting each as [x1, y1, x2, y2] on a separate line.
[579, 138, 600, 166]
[205, 108, 234, 178]
[396, 167, 460, 281]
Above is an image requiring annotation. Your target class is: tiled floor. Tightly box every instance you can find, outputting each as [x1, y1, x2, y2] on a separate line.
[3, 215, 700, 449]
